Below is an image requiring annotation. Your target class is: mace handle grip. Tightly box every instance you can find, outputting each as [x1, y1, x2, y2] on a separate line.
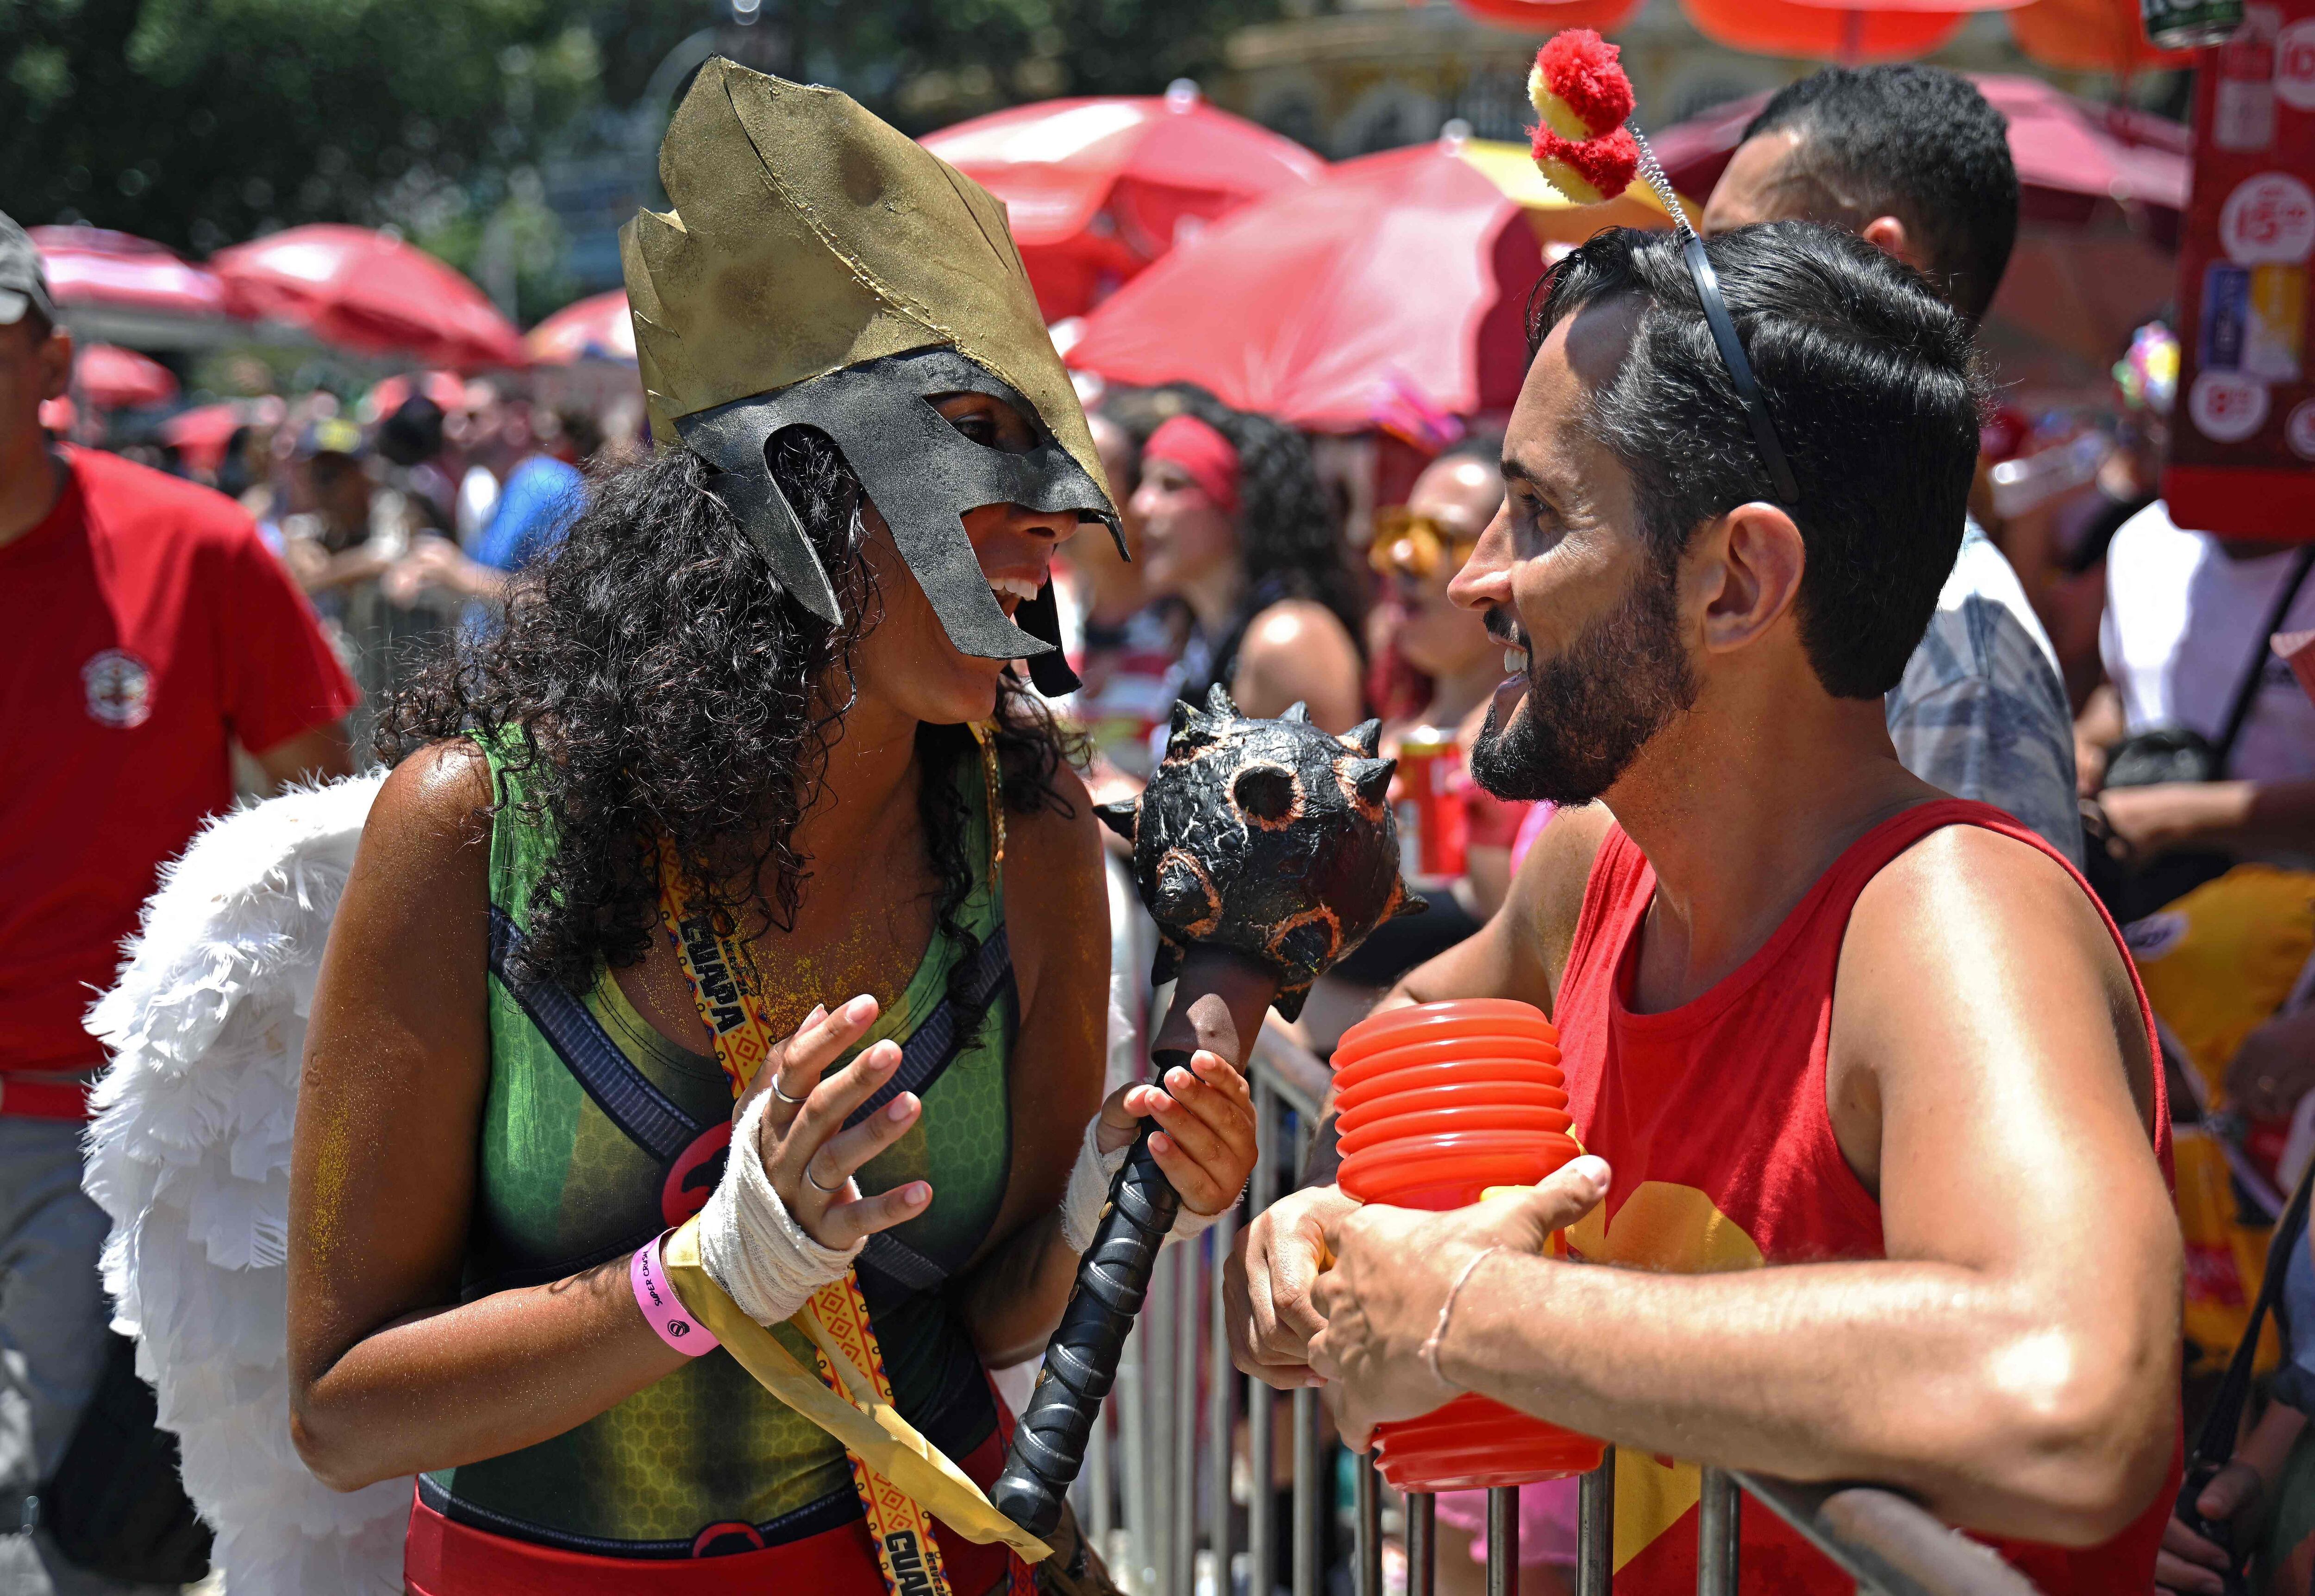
[990, 1055, 1189, 1540]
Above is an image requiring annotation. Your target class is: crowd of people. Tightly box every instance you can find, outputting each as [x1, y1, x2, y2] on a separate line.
[1, 43, 2312, 1596]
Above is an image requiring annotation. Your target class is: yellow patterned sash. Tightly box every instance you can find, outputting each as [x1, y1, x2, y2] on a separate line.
[652, 848, 1048, 1590]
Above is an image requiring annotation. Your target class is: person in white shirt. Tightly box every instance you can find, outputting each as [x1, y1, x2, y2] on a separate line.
[2079, 499, 2315, 863]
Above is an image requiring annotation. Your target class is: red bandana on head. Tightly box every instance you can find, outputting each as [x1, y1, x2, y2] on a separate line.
[1143, 414, 1242, 518]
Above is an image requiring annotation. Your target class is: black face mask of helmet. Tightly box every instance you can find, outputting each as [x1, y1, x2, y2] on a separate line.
[678, 347, 1123, 695]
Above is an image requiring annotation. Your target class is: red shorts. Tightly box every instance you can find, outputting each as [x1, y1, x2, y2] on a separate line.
[406, 1427, 1020, 1595]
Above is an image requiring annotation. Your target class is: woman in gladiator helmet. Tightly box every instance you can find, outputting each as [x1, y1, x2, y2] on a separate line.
[284, 61, 1255, 1596]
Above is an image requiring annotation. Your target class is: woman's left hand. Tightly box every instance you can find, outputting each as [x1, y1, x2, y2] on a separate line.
[1095, 1050, 1258, 1217]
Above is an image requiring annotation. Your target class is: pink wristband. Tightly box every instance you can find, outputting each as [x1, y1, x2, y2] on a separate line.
[631, 1232, 719, 1356]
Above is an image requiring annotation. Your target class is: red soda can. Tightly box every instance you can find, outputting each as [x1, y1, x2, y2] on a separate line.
[1391, 726, 1467, 879]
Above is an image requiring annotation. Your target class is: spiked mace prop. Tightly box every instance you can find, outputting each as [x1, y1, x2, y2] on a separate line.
[991, 688, 1423, 1537]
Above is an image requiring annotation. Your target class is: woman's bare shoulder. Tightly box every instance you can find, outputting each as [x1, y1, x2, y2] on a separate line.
[360, 739, 497, 873]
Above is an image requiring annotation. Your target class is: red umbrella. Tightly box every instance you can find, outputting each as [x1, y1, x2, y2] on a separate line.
[161, 403, 245, 475]
[1064, 137, 1677, 430]
[2007, 0, 2193, 74]
[1681, 0, 2008, 62]
[211, 225, 526, 371]
[28, 226, 250, 351]
[74, 343, 178, 409]
[923, 88, 1323, 320]
[1454, 0, 1642, 29]
[30, 227, 239, 321]
[526, 288, 636, 365]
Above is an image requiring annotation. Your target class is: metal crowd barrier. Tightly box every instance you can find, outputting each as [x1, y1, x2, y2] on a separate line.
[1066, 1026, 2041, 1596]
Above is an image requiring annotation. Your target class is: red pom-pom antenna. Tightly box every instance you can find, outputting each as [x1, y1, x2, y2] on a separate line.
[1530, 125, 1639, 205]
[1525, 29, 1639, 203]
[1527, 29, 1634, 140]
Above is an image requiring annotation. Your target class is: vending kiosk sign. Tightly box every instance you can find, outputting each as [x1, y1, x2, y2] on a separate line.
[2166, 0, 2315, 536]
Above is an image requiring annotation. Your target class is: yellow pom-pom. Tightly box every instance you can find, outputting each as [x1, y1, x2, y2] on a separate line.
[1527, 62, 1594, 142]
[1533, 153, 1606, 205]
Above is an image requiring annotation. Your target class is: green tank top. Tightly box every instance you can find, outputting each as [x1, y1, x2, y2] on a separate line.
[423, 738, 1018, 1556]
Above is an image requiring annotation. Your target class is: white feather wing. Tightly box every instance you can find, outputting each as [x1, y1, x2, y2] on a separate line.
[83, 773, 407, 1596]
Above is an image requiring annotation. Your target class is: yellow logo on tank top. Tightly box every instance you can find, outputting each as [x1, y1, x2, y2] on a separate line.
[1564, 1182, 1764, 1571]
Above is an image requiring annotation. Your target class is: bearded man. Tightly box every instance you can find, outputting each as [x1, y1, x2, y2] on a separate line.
[1224, 221, 2179, 1590]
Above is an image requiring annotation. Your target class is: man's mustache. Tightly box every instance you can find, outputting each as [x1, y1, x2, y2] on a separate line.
[1482, 606, 1528, 651]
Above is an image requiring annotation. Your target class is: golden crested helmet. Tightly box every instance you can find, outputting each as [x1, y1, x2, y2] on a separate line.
[621, 59, 1121, 692]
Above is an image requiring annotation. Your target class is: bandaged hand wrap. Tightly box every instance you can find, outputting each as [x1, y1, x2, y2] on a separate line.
[699, 1088, 863, 1325]
[1058, 1112, 1234, 1255]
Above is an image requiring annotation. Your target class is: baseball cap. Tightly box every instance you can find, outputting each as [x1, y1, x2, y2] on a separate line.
[294, 417, 368, 461]
[0, 212, 59, 329]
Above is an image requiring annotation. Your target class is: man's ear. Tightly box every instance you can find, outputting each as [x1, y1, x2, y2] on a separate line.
[38, 328, 73, 405]
[1859, 214, 1927, 277]
[1695, 503, 1805, 657]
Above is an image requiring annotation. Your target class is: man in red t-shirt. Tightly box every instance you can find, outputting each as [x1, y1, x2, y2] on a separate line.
[0, 213, 356, 1592]
[1225, 223, 2180, 1590]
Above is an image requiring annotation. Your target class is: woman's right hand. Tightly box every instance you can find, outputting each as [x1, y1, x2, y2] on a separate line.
[739, 994, 932, 1250]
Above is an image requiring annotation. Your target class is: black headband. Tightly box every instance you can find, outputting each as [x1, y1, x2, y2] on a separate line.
[1680, 233, 1802, 507]
[1628, 132, 1802, 509]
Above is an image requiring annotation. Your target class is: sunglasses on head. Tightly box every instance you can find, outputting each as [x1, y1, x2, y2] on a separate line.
[1369, 508, 1480, 581]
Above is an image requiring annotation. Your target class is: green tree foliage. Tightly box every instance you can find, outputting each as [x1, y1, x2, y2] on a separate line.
[2, 0, 597, 251]
[0, 0, 1278, 308]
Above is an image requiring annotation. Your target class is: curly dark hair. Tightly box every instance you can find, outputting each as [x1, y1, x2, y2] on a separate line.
[1142, 384, 1364, 649]
[378, 434, 1076, 995]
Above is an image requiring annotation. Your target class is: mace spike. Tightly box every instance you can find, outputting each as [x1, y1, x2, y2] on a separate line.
[1346, 757, 1394, 806]
[1341, 718, 1383, 757]
[1279, 701, 1310, 724]
[1093, 798, 1139, 840]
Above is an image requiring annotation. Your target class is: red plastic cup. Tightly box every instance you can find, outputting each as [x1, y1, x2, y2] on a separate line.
[1336, 1065, 1568, 1122]
[1336, 1078, 1570, 1129]
[1332, 999, 1605, 1491]
[1337, 1105, 1574, 1156]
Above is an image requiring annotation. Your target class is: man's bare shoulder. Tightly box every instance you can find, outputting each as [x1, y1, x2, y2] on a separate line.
[1839, 819, 2156, 1133]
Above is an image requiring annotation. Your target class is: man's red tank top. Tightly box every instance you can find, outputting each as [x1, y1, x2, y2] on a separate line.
[1552, 798, 2174, 1593]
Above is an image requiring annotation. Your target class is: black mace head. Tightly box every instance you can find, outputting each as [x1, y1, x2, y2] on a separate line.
[1095, 686, 1425, 1021]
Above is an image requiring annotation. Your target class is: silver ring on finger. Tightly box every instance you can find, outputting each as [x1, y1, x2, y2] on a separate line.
[770, 1074, 808, 1108]
[805, 1161, 846, 1195]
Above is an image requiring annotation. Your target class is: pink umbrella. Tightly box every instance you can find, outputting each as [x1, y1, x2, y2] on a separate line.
[526, 288, 636, 365]
[211, 225, 527, 371]
[924, 89, 1323, 320]
[1651, 75, 2187, 387]
[74, 343, 179, 409]
[1065, 137, 1677, 431]
[1648, 73, 2188, 223]
[30, 226, 239, 320]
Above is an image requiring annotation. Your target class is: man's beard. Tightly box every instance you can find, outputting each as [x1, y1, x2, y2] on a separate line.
[1469, 556, 1699, 806]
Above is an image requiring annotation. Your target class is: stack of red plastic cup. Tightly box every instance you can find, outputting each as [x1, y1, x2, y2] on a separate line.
[1333, 998, 1605, 1490]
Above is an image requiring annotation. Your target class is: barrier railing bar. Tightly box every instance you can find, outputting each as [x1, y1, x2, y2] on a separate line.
[1733, 1475, 2042, 1596]
[1355, 1452, 1383, 1596]
[1151, 1246, 1176, 1596]
[1250, 1022, 1328, 1126]
[1408, 1491, 1436, 1596]
[1290, 1100, 1322, 1596]
[1698, 1467, 1739, 1596]
[1485, 1486, 1520, 1596]
[1247, 1074, 1280, 1596]
[1175, 1239, 1198, 1596]
[1119, 1296, 1152, 1592]
[1292, 1386, 1321, 1596]
[1578, 1452, 1614, 1596]
[1209, 1207, 1238, 1596]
